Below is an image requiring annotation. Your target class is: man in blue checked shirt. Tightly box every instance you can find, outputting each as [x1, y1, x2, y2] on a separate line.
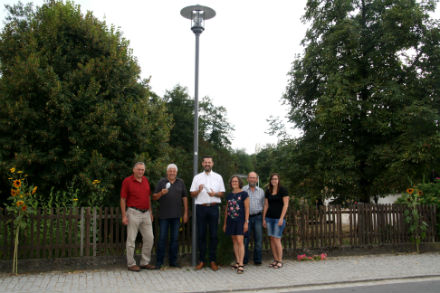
[242, 171, 265, 265]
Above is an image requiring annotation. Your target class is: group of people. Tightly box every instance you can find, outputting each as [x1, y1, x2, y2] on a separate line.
[120, 156, 289, 274]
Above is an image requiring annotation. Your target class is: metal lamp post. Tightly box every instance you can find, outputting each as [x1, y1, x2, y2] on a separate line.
[180, 4, 216, 266]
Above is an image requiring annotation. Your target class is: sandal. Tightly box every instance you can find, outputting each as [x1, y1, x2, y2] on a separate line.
[269, 260, 278, 268]
[231, 262, 239, 269]
[273, 261, 283, 269]
[236, 265, 244, 274]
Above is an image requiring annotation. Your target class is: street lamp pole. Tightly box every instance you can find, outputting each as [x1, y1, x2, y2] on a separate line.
[180, 4, 216, 267]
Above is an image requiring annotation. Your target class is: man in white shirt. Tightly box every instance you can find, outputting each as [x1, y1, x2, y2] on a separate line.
[190, 156, 225, 271]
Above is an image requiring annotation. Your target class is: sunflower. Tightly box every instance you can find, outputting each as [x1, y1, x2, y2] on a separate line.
[406, 188, 414, 195]
[32, 186, 38, 195]
[11, 189, 18, 196]
[21, 205, 27, 212]
[12, 180, 21, 188]
[16, 200, 24, 207]
[92, 179, 101, 185]
[418, 190, 423, 196]
[10, 167, 15, 173]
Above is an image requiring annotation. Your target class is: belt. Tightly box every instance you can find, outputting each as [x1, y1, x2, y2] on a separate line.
[250, 212, 262, 217]
[199, 203, 219, 207]
[128, 207, 149, 213]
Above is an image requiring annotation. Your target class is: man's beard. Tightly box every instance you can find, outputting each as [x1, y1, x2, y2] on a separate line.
[204, 166, 212, 172]
[249, 182, 256, 187]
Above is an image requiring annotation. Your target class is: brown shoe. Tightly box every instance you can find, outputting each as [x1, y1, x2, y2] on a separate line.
[210, 261, 218, 271]
[128, 265, 140, 272]
[195, 261, 204, 270]
[139, 264, 156, 270]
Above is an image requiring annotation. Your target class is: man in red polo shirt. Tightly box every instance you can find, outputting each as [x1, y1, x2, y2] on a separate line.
[120, 162, 155, 271]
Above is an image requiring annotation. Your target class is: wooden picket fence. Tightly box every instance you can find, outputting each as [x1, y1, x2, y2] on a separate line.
[279, 204, 437, 251]
[0, 204, 437, 260]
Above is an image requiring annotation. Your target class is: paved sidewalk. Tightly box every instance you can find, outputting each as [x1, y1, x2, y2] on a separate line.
[1, 252, 440, 293]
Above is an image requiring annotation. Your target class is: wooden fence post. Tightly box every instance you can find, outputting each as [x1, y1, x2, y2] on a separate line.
[80, 207, 84, 257]
[93, 207, 97, 257]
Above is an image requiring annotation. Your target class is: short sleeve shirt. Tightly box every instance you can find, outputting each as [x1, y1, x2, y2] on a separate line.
[226, 191, 249, 222]
[154, 178, 188, 219]
[120, 175, 151, 210]
[190, 171, 225, 205]
[265, 186, 289, 219]
[242, 185, 265, 215]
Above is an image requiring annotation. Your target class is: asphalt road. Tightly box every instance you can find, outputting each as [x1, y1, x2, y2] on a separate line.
[251, 277, 440, 293]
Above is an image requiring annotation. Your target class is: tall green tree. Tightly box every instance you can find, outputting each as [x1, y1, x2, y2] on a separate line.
[230, 149, 255, 176]
[162, 85, 194, 187]
[199, 97, 235, 149]
[162, 85, 242, 186]
[284, 0, 440, 202]
[0, 1, 171, 205]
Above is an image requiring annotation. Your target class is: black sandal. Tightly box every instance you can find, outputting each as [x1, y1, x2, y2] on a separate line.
[231, 262, 239, 269]
[237, 265, 244, 274]
[273, 261, 283, 269]
[269, 260, 278, 268]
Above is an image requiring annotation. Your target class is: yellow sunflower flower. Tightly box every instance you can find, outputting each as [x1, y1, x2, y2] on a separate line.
[13, 180, 21, 188]
[92, 179, 101, 185]
[32, 186, 38, 195]
[17, 171, 23, 174]
[11, 189, 18, 196]
[406, 188, 414, 195]
[10, 167, 15, 173]
[418, 190, 423, 196]
[21, 205, 27, 212]
[16, 200, 24, 207]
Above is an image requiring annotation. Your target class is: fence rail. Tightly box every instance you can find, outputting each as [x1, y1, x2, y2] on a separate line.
[0, 203, 437, 260]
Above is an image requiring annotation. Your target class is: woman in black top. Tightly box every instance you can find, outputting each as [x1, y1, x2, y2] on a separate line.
[262, 173, 289, 269]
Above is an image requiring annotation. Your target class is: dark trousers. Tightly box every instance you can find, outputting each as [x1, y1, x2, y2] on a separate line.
[156, 218, 180, 266]
[196, 205, 219, 263]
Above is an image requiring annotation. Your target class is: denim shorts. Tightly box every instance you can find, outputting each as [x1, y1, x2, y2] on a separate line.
[266, 217, 286, 238]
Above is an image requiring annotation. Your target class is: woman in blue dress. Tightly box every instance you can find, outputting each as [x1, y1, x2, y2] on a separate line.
[222, 175, 249, 274]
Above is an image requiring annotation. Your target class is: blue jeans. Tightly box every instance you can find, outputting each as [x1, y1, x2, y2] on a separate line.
[266, 217, 286, 238]
[156, 218, 180, 267]
[196, 205, 219, 263]
[244, 213, 263, 264]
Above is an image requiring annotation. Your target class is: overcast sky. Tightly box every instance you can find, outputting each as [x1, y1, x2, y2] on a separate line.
[1, 1, 439, 154]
